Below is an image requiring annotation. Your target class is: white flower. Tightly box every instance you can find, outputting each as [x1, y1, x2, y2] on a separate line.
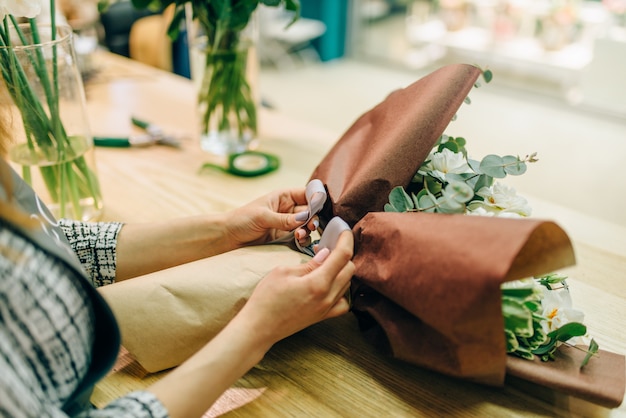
[0, 0, 43, 20]
[473, 182, 532, 217]
[430, 148, 471, 176]
[539, 286, 585, 337]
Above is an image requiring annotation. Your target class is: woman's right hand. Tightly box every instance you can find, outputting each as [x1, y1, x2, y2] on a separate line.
[235, 230, 355, 347]
[148, 230, 354, 417]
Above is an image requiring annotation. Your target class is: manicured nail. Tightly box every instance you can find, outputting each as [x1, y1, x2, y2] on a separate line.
[296, 229, 306, 240]
[312, 219, 319, 230]
[295, 211, 309, 222]
[313, 247, 330, 263]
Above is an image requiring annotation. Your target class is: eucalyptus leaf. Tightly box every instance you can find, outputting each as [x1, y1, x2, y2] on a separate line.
[387, 186, 413, 212]
[424, 176, 443, 196]
[483, 69, 493, 83]
[418, 194, 437, 212]
[443, 181, 474, 203]
[503, 155, 527, 176]
[468, 158, 481, 173]
[473, 174, 493, 193]
[479, 155, 507, 178]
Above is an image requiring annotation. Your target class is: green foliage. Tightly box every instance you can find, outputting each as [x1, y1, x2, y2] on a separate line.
[384, 140, 537, 215]
[384, 70, 537, 217]
[502, 276, 598, 366]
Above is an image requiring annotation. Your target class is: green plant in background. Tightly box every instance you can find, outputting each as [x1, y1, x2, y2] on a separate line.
[0, 0, 102, 220]
[100, 0, 300, 151]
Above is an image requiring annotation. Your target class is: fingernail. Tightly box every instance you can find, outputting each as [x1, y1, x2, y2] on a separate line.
[312, 219, 319, 229]
[313, 247, 330, 263]
[295, 211, 309, 222]
[296, 229, 305, 240]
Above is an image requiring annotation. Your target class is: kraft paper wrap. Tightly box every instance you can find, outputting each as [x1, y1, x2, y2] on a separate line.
[98, 246, 310, 373]
[310, 63, 482, 227]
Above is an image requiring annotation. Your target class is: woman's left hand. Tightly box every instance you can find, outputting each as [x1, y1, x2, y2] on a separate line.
[224, 188, 318, 248]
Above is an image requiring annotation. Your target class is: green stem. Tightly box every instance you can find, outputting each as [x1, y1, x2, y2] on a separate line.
[0, 17, 102, 220]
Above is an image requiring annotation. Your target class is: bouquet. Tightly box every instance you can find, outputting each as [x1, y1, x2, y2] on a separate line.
[309, 63, 625, 407]
[383, 124, 598, 367]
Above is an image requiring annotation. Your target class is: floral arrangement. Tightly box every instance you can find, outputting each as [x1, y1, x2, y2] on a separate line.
[384, 69, 598, 366]
[98, 0, 300, 153]
[0, 0, 102, 220]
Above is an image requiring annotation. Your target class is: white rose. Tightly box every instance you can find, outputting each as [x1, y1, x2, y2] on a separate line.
[429, 148, 471, 179]
[475, 182, 531, 217]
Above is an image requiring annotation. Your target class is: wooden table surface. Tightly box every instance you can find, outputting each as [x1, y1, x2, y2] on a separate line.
[85, 51, 626, 417]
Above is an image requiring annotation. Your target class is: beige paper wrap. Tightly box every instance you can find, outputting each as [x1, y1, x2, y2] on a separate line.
[99, 245, 310, 373]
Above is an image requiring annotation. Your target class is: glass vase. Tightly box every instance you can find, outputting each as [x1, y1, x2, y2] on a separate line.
[191, 17, 259, 156]
[0, 24, 103, 221]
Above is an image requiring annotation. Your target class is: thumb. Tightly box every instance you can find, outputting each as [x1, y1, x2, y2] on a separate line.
[297, 247, 330, 275]
[271, 210, 309, 232]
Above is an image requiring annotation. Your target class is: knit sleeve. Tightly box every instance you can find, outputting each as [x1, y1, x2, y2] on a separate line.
[58, 220, 123, 287]
[75, 391, 169, 418]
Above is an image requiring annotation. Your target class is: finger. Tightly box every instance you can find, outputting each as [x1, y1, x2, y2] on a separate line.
[307, 231, 354, 280]
[284, 188, 308, 206]
[323, 296, 351, 319]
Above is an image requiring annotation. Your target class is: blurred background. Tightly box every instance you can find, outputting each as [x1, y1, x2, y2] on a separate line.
[65, 0, 626, 122]
[61, 0, 626, 245]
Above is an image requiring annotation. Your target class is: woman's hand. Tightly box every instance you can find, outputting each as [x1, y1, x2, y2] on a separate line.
[234, 230, 355, 345]
[149, 231, 354, 417]
[223, 187, 318, 248]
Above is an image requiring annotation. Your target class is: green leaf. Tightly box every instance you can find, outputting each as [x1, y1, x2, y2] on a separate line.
[501, 287, 536, 299]
[504, 329, 519, 353]
[444, 181, 474, 203]
[464, 96, 471, 105]
[438, 141, 459, 153]
[483, 69, 493, 83]
[503, 155, 527, 176]
[580, 338, 599, 368]
[547, 322, 587, 342]
[468, 158, 481, 173]
[424, 175, 443, 195]
[387, 186, 413, 212]
[533, 322, 587, 356]
[418, 194, 437, 212]
[473, 174, 493, 192]
[502, 298, 534, 337]
[479, 155, 507, 178]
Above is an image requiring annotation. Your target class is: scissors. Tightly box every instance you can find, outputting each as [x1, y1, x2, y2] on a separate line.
[93, 117, 181, 148]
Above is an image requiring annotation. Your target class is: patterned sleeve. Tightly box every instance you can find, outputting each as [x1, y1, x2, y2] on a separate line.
[58, 220, 123, 288]
[76, 391, 169, 418]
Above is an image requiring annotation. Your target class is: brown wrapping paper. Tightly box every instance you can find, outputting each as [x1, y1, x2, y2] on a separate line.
[507, 346, 626, 408]
[310, 63, 482, 227]
[350, 211, 576, 386]
[98, 245, 310, 373]
[348, 212, 625, 407]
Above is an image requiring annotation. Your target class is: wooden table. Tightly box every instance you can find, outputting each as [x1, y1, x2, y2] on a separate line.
[85, 51, 626, 417]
